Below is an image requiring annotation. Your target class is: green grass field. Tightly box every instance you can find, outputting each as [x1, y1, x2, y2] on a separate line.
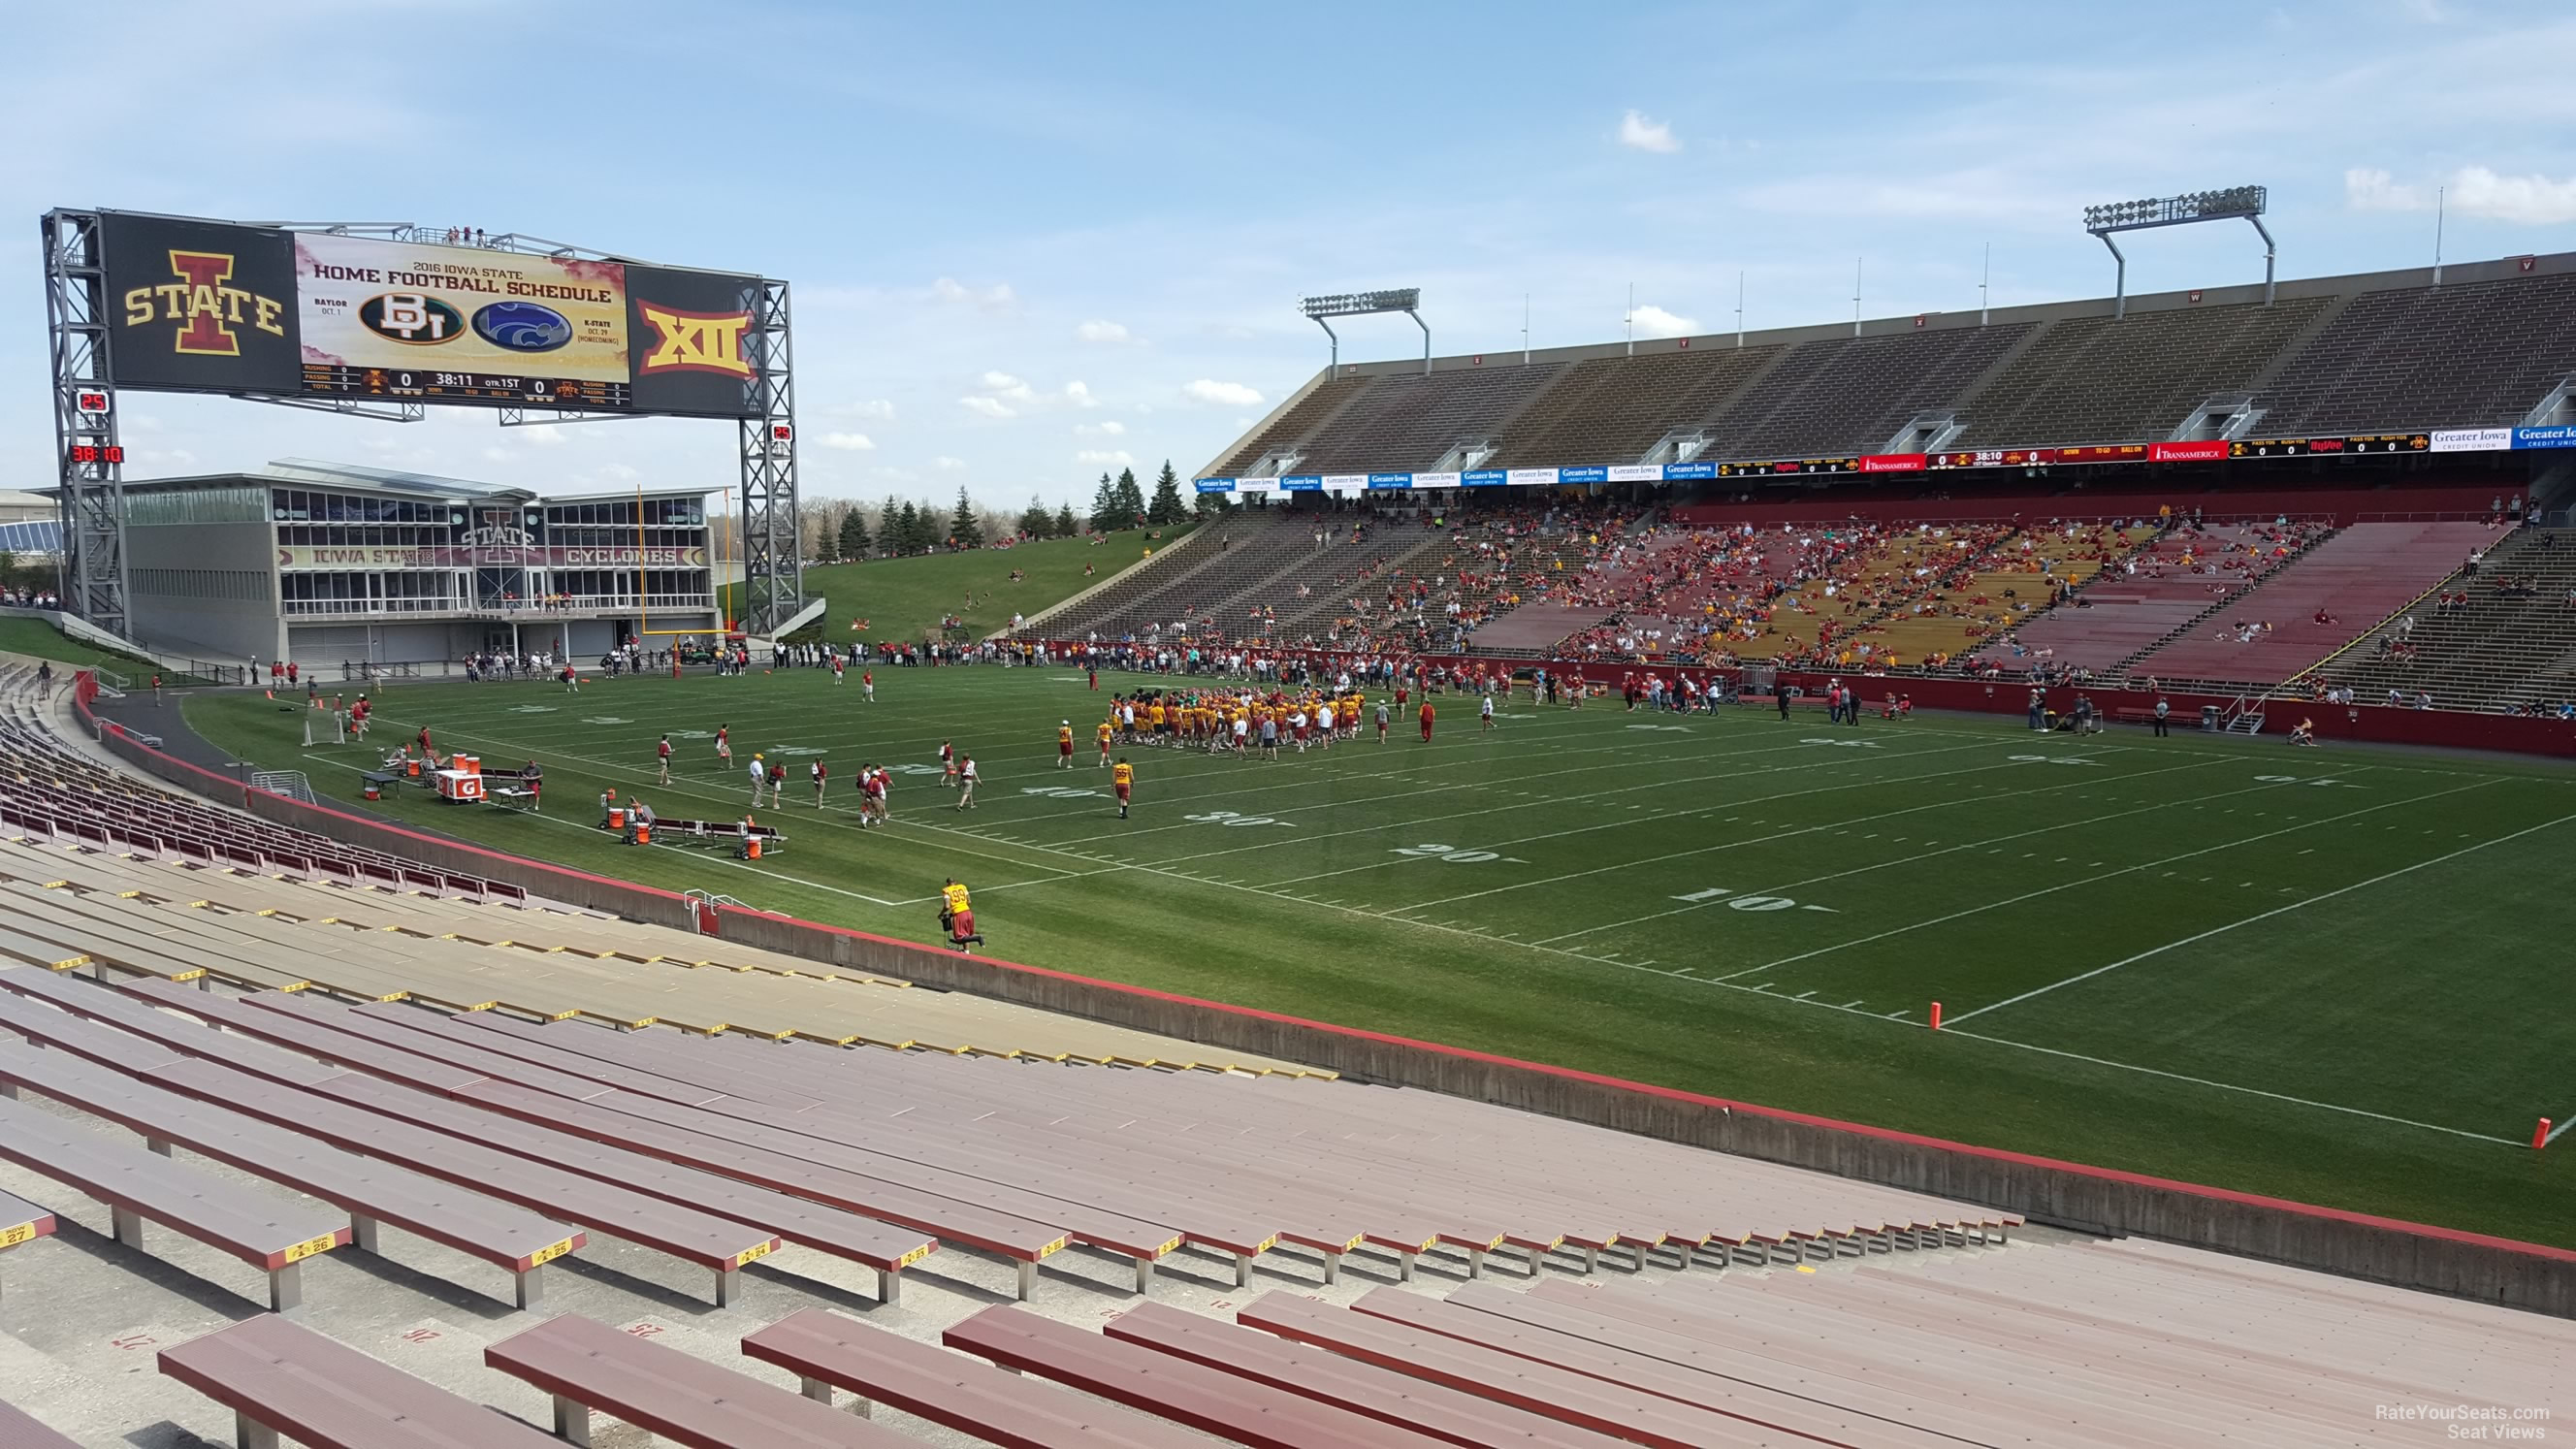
[184, 666, 2576, 1247]
[0, 617, 172, 676]
[723, 525, 1193, 641]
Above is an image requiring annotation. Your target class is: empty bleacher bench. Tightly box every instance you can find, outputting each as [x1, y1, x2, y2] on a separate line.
[0, 1186, 57, 1304]
[0, 1094, 346, 1312]
[743, 1306, 1209, 1445]
[0, 1036, 584, 1309]
[486, 1310, 916, 1447]
[0, 1400, 80, 1449]
[160, 1312, 563, 1449]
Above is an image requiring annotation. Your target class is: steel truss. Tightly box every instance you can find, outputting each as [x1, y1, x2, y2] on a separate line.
[41, 209, 127, 635]
[736, 278, 801, 634]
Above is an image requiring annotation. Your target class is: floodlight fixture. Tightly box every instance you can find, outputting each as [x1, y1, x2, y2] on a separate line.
[2080, 185, 2273, 316]
[1299, 288, 1431, 375]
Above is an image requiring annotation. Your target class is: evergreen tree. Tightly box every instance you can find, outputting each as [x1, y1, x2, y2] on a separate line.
[907, 499, 941, 553]
[1054, 501, 1079, 536]
[874, 495, 903, 556]
[1017, 495, 1054, 539]
[1146, 460, 1186, 525]
[837, 506, 871, 560]
[1086, 471, 1119, 532]
[1113, 467, 1146, 526]
[892, 500, 919, 555]
[949, 487, 983, 548]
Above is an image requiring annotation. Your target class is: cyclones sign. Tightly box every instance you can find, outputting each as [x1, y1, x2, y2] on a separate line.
[278, 545, 709, 569]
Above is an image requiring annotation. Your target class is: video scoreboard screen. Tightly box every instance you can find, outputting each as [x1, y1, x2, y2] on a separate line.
[96, 211, 763, 419]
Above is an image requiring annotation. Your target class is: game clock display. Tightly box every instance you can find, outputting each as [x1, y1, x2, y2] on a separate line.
[301, 364, 630, 408]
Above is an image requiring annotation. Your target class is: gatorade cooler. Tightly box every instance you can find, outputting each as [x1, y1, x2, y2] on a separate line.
[632, 823, 652, 845]
[455, 755, 480, 776]
[363, 779, 381, 801]
[607, 806, 627, 831]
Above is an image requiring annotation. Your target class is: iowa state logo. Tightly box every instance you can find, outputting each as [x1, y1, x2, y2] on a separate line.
[121, 249, 288, 357]
[637, 303, 753, 377]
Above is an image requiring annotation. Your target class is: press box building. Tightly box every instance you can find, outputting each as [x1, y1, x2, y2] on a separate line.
[109, 460, 720, 666]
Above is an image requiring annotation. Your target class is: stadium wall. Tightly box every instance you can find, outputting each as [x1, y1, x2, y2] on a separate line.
[76, 685, 2576, 1316]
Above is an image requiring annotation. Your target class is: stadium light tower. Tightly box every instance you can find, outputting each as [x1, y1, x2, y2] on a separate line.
[2081, 186, 2273, 318]
[1300, 289, 1430, 375]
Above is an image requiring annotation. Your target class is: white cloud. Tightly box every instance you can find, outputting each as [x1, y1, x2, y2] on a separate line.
[1628, 304, 1697, 338]
[832, 399, 896, 421]
[2345, 167, 2428, 212]
[1076, 420, 1127, 436]
[481, 446, 515, 464]
[594, 463, 640, 482]
[933, 456, 967, 471]
[958, 396, 1017, 419]
[1077, 449, 1135, 467]
[1183, 378, 1263, 407]
[1619, 109, 1680, 154]
[2347, 164, 2576, 223]
[932, 276, 1016, 310]
[1075, 319, 1133, 344]
[1063, 380, 1099, 408]
[819, 432, 878, 452]
[978, 370, 1035, 400]
[521, 427, 568, 449]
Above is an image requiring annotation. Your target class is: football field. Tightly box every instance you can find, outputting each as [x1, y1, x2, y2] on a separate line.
[186, 666, 2576, 1247]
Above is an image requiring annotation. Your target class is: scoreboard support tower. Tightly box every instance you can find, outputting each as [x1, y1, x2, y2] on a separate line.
[737, 278, 802, 636]
[40, 209, 132, 638]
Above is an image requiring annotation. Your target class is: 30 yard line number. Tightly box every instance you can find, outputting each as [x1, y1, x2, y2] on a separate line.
[1672, 886, 1839, 914]
[1391, 842, 1525, 865]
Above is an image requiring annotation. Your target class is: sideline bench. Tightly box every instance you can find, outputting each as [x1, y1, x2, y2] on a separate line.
[945, 1304, 1456, 1449]
[161, 1312, 563, 1449]
[0, 1040, 582, 1309]
[0, 1401, 80, 1449]
[0, 1095, 346, 1311]
[744, 1306, 1210, 1447]
[486, 1311, 915, 1448]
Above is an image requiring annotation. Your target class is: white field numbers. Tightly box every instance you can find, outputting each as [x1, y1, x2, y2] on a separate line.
[1183, 810, 1294, 828]
[2254, 774, 2362, 788]
[1021, 785, 1105, 799]
[1390, 842, 1526, 865]
[2008, 754, 2097, 765]
[1672, 886, 1840, 914]
[1801, 737, 1880, 749]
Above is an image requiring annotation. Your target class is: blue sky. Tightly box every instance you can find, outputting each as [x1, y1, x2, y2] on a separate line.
[4, 0, 2570, 509]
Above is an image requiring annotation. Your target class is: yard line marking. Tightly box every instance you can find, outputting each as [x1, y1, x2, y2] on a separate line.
[1943, 1028, 2521, 1145]
[2548, 1115, 2576, 1146]
[1949, 806, 2573, 1025]
[1389, 752, 2211, 916]
[1019, 728, 1990, 847]
[1719, 778, 2489, 984]
[1530, 757, 2247, 947]
[1239, 739, 2020, 889]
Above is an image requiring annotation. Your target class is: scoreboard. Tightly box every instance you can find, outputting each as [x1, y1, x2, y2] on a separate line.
[302, 364, 630, 409]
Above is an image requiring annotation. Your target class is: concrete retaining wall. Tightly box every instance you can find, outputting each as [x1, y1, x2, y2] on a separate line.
[76, 679, 2576, 1318]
